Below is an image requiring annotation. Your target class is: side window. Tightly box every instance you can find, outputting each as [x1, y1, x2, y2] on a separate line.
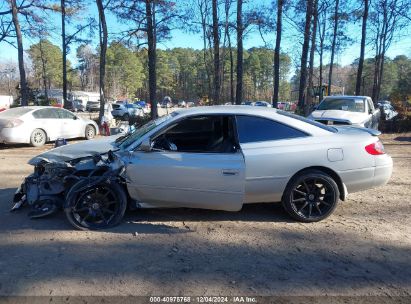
[152, 115, 237, 153]
[57, 109, 75, 119]
[236, 115, 307, 144]
[32, 109, 59, 119]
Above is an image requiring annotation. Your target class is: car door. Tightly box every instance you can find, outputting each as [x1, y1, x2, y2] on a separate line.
[56, 108, 84, 138]
[125, 115, 245, 211]
[365, 98, 379, 129]
[31, 108, 62, 141]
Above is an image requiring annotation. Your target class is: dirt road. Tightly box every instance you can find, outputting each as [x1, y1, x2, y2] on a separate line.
[0, 134, 410, 297]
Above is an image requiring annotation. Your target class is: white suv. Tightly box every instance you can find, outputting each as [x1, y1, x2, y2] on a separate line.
[111, 103, 144, 120]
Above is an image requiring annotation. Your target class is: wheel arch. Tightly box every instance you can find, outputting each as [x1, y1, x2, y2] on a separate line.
[284, 166, 346, 201]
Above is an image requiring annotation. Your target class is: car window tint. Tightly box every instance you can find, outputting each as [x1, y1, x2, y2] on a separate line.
[236, 115, 307, 143]
[32, 108, 59, 119]
[57, 109, 75, 119]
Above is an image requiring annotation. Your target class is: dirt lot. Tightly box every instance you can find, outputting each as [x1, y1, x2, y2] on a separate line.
[0, 134, 410, 298]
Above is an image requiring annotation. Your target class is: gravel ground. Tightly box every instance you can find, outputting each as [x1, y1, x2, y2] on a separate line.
[0, 134, 410, 298]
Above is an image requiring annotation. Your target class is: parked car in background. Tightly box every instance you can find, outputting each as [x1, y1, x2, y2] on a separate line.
[72, 99, 85, 112]
[187, 101, 195, 107]
[178, 100, 187, 108]
[254, 101, 271, 107]
[111, 103, 144, 120]
[0, 106, 98, 146]
[241, 101, 254, 106]
[133, 100, 150, 114]
[378, 103, 398, 120]
[86, 100, 100, 112]
[0, 95, 13, 112]
[308, 96, 381, 129]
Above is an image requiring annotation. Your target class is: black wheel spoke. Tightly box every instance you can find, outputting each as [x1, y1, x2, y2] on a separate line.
[308, 204, 312, 218]
[74, 207, 89, 213]
[315, 203, 322, 215]
[106, 200, 117, 206]
[293, 189, 307, 196]
[81, 213, 91, 224]
[297, 201, 309, 213]
[97, 210, 108, 223]
[319, 199, 331, 206]
[303, 180, 310, 192]
[102, 208, 115, 215]
[292, 197, 306, 203]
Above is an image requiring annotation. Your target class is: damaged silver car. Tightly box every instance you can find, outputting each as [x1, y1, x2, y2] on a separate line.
[12, 106, 393, 230]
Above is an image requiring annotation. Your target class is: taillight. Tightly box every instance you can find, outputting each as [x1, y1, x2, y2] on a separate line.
[365, 140, 385, 155]
[5, 119, 23, 128]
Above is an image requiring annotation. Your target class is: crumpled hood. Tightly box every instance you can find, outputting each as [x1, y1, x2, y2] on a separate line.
[309, 110, 367, 125]
[28, 136, 120, 165]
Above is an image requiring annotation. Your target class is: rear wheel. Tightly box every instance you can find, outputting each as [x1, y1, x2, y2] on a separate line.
[65, 180, 127, 230]
[30, 129, 47, 147]
[282, 170, 339, 222]
[85, 125, 96, 140]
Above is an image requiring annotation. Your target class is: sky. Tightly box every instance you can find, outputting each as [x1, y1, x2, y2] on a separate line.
[0, 1, 411, 75]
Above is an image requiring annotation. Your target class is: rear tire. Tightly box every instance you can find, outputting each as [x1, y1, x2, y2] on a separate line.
[85, 125, 96, 140]
[65, 180, 127, 230]
[30, 129, 47, 147]
[282, 170, 339, 222]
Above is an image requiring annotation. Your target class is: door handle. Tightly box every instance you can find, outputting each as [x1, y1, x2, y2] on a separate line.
[222, 169, 239, 176]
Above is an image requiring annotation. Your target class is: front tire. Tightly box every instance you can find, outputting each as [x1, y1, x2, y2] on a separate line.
[65, 180, 127, 230]
[85, 125, 96, 140]
[30, 129, 47, 147]
[282, 170, 339, 222]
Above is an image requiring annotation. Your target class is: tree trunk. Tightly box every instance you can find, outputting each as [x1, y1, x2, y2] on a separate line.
[328, 0, 339, 95]
[146, 0, 158, 119]
[355, 0, 369, 96]
[96, 0, 107, 125]
[212, 0, 220, 104]
[235, 0, 243, 105]
[228, 33, 234, 105]
[39, 40, 49, 104]
[10, 0, 29, 106]
[306, 0, 318, 114]
[61, 0, 68, 108]
[273, 0, 283, 108]
[297, 0, 313, 112]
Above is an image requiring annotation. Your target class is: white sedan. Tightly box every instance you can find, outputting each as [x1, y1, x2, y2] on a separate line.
[0, 106, 99, 146]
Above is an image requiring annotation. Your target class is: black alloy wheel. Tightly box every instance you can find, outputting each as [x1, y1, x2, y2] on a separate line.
[65, 181, 127, 230]
[282, 170, 339, 222]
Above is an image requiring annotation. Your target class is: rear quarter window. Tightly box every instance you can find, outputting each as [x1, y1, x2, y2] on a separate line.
[236, 115, 308, 143]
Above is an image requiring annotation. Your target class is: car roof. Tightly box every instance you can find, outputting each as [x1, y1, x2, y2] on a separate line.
[324, 95, 370, 100]
[173, 105, 277, 116]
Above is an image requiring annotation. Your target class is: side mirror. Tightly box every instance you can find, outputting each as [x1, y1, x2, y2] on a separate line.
[73, 115, 78, 120]
[139, 138, 152, 152]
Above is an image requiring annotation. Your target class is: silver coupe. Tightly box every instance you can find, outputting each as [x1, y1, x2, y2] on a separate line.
[12, 106, 393, 229]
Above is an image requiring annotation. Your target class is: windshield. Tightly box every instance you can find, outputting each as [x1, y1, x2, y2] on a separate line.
[116, 113, 177, 148]
[317, 98, 365, 113]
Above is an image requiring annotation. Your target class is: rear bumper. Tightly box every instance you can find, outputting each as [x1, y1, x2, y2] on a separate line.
[0, 127, 29, 144]
[338, 155, 393, 194]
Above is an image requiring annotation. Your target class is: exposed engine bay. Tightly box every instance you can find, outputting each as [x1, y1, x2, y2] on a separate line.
[12, 150, 129, 230]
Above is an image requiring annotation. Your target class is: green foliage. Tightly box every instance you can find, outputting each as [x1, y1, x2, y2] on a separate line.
[106, 42, 144, 98]
[28, 40, 67, 89]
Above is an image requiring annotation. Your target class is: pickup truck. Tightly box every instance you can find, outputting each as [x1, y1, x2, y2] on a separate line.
[308, 96, 381, 130]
